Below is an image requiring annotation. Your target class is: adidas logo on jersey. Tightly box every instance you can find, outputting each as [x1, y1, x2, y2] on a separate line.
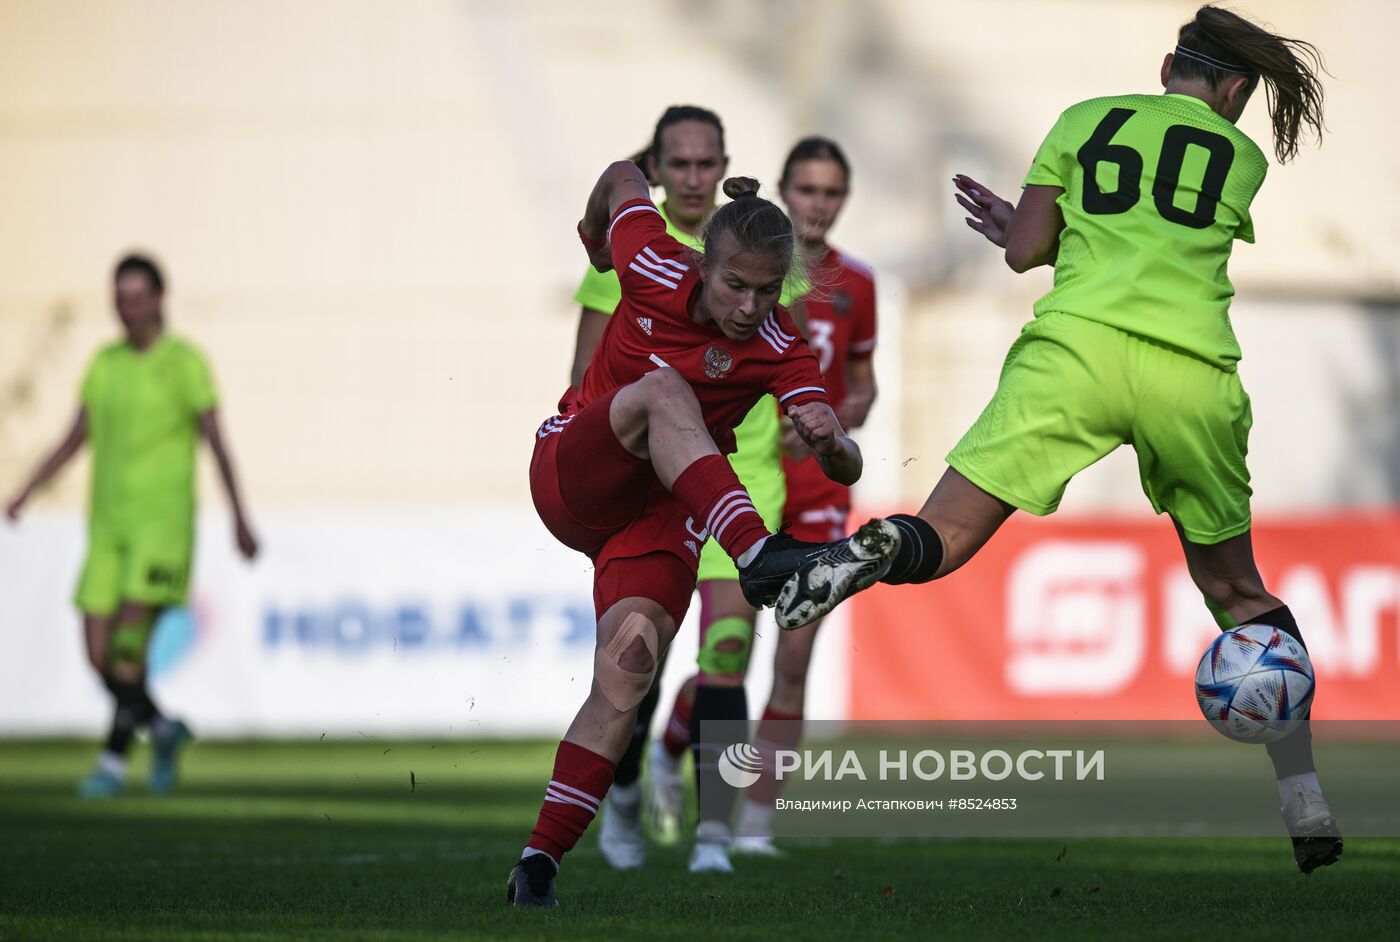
[684, 540, 699, 557]
[636, 316, 653, 336]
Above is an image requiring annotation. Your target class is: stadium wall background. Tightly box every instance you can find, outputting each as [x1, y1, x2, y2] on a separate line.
[1, 1, 1396, 734]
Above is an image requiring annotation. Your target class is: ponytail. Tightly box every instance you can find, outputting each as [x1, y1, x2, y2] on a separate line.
[1173, 5, 1326, 163]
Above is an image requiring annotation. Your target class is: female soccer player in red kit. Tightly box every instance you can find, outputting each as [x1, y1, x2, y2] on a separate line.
[507, 161, 897, 906]
[652, 137, 881, 860]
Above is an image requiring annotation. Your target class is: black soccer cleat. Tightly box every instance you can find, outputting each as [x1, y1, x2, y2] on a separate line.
[1282, 784, 1343, 874]
[737, 529, 842, 610]
[1293, 833, 1344, 875]
[506, 853, 560, 907]
[773, 519, 899, 630]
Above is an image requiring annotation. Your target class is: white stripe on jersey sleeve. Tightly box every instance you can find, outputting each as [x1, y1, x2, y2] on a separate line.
[607, 203, 662, 241]
[631, 252, 684, 281]
[627, 261, 679, 290]
[850, 338, 877, 353]
[758, 319, 789, 354]
[778, 386, 826, 404]
[642, 245, 690, 273]
[767, 315, 797, 343]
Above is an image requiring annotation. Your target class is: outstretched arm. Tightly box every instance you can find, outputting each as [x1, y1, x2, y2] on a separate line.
[787, 402, 862, 486]
[198, 409, 258, 560]
[6, 408, 88, 521]
[578, 161, 653, 272]
[953, 175, 1064, 272]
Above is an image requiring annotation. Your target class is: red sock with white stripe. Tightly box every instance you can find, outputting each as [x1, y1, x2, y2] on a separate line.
[661, 687, 693, 759]
[670, 455, 770, 563]
[523, 740, 616, 867]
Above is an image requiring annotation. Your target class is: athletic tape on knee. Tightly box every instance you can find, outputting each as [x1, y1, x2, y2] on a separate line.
[696, 616, 753, 678]
[595, 613, 659, 712]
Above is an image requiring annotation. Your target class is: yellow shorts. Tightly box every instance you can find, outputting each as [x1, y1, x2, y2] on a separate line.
[948, 312, 1253, 544]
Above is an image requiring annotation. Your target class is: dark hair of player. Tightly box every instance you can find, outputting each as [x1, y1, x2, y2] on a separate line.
[1173, 5, 1326, 163]
[779, 136, 851, 190]
[629, 105, 726, 179]
[114, 253, 165, 294]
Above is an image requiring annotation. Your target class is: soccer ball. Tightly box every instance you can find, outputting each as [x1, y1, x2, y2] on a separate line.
[1194, 624, 1315, 744]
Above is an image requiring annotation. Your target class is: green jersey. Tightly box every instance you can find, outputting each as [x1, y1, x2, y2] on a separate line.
[572, 200, 782, 461]
[80, 335, 218, 535]
[1023, 93, 1268, 370]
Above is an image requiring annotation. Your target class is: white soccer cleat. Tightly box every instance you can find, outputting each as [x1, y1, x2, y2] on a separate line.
[688, 839, 734, 873]
[1281, 784, 1343, 874]
[644, 740, 684, 846]
[597, 785, 646, 870]
[730, 834, 782, 857]
[775, 519, 899, 630]
[688, 820, 734, 873]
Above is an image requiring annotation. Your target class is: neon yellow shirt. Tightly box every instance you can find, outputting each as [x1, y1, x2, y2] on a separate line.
[1023, 93, 1267, 370]
[80, 334, 217, 535]
[573, 201, 781, 464]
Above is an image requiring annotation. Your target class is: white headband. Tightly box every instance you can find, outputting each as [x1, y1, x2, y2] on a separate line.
[1175, 44, 1253, 74]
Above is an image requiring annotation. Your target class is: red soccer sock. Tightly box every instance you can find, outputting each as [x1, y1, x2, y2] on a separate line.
[748, 706, 804, 805]
[670, 455, 769, 561]
[525, 740, 616, 864]
[661, 688, 693, 759]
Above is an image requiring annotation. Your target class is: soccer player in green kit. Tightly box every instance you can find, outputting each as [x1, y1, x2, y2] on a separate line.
[778, 6, 1339, 873]
[6, 254, 258, 797]
[568, 105, 790, 872]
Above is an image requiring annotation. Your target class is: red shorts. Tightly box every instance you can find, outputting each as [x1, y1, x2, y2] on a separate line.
[782, 452, 850, 542]
[784, 502, 850, 543]
[530, 388, 699, 626]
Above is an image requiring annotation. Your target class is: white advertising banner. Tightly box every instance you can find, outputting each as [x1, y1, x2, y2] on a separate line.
[0, 508, 849, 736]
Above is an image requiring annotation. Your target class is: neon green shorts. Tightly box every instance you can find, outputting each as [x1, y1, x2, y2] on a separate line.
[947, 312, 1253, 544]
[74, 524, 193, 615]
[697, 399, 786, 583]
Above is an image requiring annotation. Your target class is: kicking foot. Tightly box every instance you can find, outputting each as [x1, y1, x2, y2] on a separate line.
[506, 853, 560, 907]
[1282, 784, 1343, 874]
[774, 519, 899, 630]
[737, 529, 840, 610]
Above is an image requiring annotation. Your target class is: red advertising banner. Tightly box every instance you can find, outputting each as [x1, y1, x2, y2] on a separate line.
[847, 513, 1400, 720]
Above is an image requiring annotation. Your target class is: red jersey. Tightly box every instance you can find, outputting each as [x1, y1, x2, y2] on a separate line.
[782, 247, 878, 515]
[562, 198, 828, 454]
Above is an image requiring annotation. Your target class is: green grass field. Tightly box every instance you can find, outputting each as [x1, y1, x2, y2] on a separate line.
[2, 739, 1397, 941]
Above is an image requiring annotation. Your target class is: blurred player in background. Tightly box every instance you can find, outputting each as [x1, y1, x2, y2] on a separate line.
[653, 137, 879, 865]
[508, 161, 894, 907]
[567, 105, 791, 875]
[5, 253, 258, 797]
[778, 5, 1337, 873]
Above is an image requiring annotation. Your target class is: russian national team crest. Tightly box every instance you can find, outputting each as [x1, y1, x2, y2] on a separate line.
[703, 343, 734, 379]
